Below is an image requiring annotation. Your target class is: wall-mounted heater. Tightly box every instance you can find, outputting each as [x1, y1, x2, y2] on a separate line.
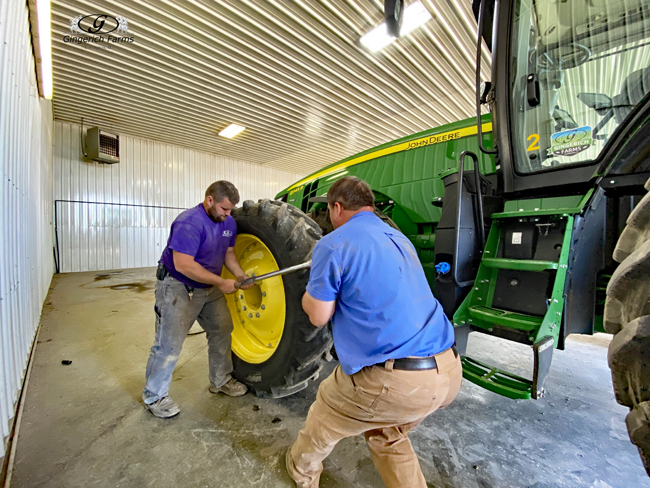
[84, 126, 119, 164]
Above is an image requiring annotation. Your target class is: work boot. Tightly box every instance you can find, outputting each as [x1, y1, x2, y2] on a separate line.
[209, 377, 247, 396]
[145, 396, 180, 418]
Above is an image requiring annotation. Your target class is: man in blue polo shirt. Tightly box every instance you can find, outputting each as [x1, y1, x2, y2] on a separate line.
[143, 180, 252, 418]
[286, 176, 462, 488]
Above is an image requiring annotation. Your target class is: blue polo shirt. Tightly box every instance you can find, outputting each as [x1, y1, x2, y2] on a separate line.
[159, 204, 237, 289]
[307, 211, 454, 375]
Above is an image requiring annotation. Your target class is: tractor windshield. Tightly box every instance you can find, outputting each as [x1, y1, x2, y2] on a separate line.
[510, 0, 650, 174]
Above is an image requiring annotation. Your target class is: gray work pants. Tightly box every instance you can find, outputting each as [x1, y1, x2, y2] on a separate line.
[142, 275, 234, 404]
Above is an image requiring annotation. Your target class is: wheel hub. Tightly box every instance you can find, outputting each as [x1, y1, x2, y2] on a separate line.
[223, 234, 286, 363]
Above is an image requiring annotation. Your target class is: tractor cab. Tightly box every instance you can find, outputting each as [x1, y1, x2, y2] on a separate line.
[440, 0, 650, 399]
[494, 0, 650, 194]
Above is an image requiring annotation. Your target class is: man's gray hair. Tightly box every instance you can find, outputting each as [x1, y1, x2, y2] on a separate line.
[205, 180, 240, 205]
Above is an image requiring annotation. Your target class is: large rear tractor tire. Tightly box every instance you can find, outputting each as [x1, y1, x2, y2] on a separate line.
[223, 199, 333, 398]
[605, 177, 650, 475]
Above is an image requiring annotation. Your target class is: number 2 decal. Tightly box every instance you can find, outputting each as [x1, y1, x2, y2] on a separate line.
[527, 134, 540, 152]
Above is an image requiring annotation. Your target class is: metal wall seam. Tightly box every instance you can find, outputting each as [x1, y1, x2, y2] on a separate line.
[53, 121, 304, 273]
[0, 0, 55, 456]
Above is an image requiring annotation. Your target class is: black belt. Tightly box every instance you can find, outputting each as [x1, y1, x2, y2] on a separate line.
[377, 346, 458, 371]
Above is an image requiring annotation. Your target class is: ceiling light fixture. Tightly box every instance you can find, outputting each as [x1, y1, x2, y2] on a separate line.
[360, 1, 432, 52]
[36, 0, 53, 99]
[218, 123, 246, 138]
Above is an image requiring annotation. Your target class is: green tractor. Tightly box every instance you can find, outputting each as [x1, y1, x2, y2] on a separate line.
[223, 0, 650, 471]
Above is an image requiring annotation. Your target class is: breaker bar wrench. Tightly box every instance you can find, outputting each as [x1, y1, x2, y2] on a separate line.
[234, 260, 311, 289]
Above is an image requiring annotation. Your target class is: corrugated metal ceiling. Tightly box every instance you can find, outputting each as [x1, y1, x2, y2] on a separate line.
[51, 0, 488, 174]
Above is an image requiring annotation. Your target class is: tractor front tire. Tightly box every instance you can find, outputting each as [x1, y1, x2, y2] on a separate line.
[226, 199, 333, 398]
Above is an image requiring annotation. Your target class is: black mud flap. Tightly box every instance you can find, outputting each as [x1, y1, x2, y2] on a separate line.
[532, 336, 555, 399]
[454, 324, 471, 356]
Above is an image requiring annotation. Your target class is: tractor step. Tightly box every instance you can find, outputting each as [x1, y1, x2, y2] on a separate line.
[461, 336, 554, 400]
[481, 258, 558, 271]
[461, 356, 533, 399]
[468, 305, 542, 331]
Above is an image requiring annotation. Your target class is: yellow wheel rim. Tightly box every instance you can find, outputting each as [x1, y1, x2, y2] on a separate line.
[223, 234, 286, 364]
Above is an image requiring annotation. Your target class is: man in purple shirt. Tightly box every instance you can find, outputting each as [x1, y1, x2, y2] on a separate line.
[143, 180, 252, 418]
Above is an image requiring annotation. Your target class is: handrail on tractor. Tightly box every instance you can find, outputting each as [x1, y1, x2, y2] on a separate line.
[475, 0, 498, 156]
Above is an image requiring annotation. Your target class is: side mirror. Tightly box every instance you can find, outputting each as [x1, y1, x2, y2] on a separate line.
[384, 0, 404, 38]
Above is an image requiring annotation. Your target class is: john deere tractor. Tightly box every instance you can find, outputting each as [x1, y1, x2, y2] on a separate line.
[222, 0, 650, 471]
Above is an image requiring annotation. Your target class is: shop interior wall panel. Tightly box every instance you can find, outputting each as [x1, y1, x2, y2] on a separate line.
[53, 121, 304, 272]
[0, 0, 55, 456]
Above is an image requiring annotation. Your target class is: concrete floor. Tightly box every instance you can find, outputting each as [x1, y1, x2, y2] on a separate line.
[7, 268, 649, 488]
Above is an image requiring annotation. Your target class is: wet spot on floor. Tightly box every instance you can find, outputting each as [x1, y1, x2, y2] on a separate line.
[94, 271, 123, 281]
[105, 283, 154, 293]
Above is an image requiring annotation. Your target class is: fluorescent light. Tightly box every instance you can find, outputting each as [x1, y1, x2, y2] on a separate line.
[360, 1, 432, 52]
[36, 0, 53, 99]
[218, 124, 246, 138]
[400, 1, 432, 36]
[360, 24, 395, 52]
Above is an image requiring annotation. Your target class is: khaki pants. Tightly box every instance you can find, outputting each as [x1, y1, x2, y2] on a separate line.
[287, 347, 462, 488]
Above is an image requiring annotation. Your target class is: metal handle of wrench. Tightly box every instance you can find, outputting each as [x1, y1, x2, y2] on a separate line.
[234, 260, 311, 289]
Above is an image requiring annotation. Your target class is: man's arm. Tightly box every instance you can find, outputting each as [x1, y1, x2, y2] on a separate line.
[173, 251, 237, 294]
[302, 290, 335, 327]
[224, 247, 249, 282]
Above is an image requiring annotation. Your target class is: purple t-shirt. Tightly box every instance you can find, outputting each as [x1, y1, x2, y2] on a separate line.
[159, 203, 237, 288]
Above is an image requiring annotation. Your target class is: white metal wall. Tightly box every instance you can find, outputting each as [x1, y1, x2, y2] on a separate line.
[0, 0, 55, 457]
[54, 121, 305, 272]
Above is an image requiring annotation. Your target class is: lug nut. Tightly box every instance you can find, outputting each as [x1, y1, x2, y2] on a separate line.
[249, 313, 253, 318]
[242, 306, 247, 311]
[262, 292, 266, 297]
[239, 295, 243, 299]
[261, 305, 265, 310]
[256, 313, 260, 318]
